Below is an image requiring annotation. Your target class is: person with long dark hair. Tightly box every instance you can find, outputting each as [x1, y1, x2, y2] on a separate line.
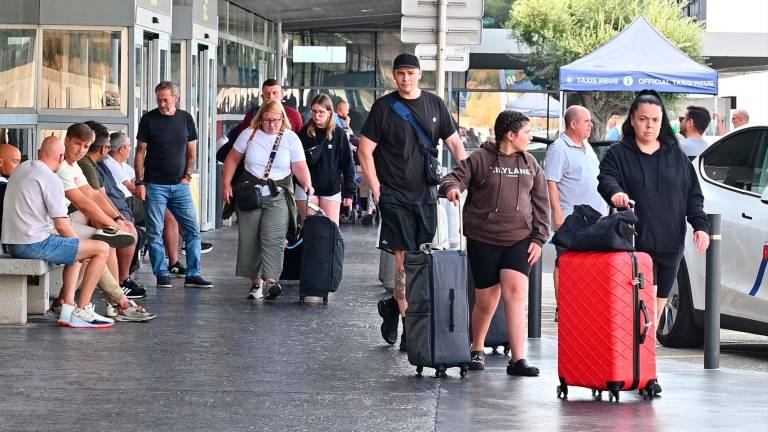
[597, 90, 710, 394]
[440, 110, 550, 374]
[296, 94, 355, 224]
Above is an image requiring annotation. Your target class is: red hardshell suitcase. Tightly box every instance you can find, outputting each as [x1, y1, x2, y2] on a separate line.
[557, 251, 658, 402]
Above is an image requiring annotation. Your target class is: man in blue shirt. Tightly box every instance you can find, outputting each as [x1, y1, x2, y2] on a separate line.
[545, 105, 607, 321]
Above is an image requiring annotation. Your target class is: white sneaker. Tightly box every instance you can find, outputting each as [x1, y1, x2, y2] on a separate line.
[247, 283, 263, 299]
[57, 303, 76, 327]
[67, 304, 114, 328]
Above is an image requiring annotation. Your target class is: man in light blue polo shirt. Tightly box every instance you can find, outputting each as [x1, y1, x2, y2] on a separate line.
[545, 105, 607, 321]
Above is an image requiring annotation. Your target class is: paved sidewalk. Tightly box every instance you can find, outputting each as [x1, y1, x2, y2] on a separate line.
[0, 224, 765, 431]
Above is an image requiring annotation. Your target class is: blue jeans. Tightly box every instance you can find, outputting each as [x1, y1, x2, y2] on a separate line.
[145, 183, 201, 277]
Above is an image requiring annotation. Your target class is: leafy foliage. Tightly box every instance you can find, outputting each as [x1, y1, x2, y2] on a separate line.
[507, 0, 705, 138]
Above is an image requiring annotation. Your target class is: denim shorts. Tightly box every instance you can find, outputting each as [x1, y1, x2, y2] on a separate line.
[6, 235, 80, 265]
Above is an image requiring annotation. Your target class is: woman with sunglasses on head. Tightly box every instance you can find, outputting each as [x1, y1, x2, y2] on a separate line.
[222, 100, 313, 301]
[597, 90, 710, 395]
[296, 94, 355, 225]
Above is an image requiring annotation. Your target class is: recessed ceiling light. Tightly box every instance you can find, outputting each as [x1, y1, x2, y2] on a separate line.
[361, 9, 372, 12]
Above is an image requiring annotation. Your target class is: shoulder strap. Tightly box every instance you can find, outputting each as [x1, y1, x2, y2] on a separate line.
[262, 131, 284, 180]
[387, 95, 435, 152]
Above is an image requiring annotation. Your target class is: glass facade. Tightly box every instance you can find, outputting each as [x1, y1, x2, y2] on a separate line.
[41, 29, 123, 110]
[0, 127, 32, 158]
[0, 29, 36, 108]
[217, 39, 261, 115]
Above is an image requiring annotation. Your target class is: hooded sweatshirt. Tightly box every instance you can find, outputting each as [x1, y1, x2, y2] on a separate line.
[597, 137, 708, 256]
[298, 124, 356, 198]
[440, 141, 550, 247]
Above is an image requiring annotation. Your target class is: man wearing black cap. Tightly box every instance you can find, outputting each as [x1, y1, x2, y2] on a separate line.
[358, 52, 466, 351]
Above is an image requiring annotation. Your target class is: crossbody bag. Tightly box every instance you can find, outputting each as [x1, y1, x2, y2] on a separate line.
[236, 130, 284, 211]
[387, 95, 442, 186]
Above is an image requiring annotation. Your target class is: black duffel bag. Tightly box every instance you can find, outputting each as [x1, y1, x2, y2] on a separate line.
[552, 204, 637, 252]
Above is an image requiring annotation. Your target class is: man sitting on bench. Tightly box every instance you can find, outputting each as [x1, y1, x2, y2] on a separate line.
[1, 136, 113, 328]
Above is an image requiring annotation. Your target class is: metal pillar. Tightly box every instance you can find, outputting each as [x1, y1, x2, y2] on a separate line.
[528, 259, 542, 338]
[704, 214, 722, 370]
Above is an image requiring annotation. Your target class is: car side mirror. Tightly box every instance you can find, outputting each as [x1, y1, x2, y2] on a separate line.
[762, 188, 768, 204]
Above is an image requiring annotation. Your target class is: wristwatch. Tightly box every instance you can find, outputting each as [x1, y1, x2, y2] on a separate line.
[135, 178, 145, 186]
[183, 173, 192, 181]
[113, 215, 124, 222]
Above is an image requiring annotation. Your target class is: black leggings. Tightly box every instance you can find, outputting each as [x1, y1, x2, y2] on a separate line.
[650, 253, 682, 299]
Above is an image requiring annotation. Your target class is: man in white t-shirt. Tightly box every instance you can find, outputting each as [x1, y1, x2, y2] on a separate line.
[58, 124, 135, 245]
[1, 136, 113, 328]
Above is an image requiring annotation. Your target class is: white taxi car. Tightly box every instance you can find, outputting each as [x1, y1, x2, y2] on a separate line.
[658, 125, 768, 347]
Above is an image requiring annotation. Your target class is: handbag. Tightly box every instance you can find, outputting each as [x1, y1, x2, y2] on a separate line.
[236, 130, 284, 211]
[387, 95, 442, 186]
[552, 204, 637, 252]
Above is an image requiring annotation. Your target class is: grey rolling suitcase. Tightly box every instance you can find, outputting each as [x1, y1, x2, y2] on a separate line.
[404, 246, 471, 378]
[467, 268, 510, 355]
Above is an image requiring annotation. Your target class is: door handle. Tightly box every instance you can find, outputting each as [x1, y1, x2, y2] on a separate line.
[742, 212, 753, 220]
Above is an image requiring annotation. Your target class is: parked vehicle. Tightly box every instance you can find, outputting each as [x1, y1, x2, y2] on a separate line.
[658, 125, 768, 347]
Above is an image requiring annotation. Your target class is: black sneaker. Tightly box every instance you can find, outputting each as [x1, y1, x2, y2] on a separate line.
[470, 351, 486, 370]
[264, 281, 282, 300]
[377, 297, 399, 345]
[398, 318, 407, 352]
[184, 275, 214, 288]
[121, 278, 146, 299]
[181, 242, 213, 255]
[92, 226, 136, 248]
[169, 261, 187, 278]
[507, 358, 540, 376]
[157, 275, 173, 288]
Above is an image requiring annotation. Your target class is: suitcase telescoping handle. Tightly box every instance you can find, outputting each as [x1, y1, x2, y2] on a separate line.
[449, 289, 455, 332]
[638, 300, 652, 344]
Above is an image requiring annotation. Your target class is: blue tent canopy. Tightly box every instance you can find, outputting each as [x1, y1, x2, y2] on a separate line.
[559, 16, 718, 94]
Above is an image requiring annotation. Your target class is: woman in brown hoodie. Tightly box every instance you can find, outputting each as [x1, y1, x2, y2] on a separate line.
[440, 110, 550, 375]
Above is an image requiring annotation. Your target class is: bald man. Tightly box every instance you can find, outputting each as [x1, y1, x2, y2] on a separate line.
[715, 109, 750, 135]
[1, 136, 114, 328]
[0, 143, 21, 182]
[545, 105, 607, 321]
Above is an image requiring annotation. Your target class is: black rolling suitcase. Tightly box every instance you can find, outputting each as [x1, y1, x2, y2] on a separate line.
[298, 203, 344, 304]
[467, 268, 510, 355]
[280, 235, 303, 281]
[404, 197, 471, 378]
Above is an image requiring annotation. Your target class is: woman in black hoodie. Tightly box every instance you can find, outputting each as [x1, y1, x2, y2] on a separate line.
[297, 94, 355, 224]
[440, 110, 550, 375]
[598, 90, 710, 329]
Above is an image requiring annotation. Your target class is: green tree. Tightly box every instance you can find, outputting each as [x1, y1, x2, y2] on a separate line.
[508, 0, 705, 139]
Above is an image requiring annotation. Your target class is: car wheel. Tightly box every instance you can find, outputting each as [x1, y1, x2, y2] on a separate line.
[657, 259, 704, 348]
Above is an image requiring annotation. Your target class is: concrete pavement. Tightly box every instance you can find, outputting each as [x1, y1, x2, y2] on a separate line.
[0, 224, 765, 431]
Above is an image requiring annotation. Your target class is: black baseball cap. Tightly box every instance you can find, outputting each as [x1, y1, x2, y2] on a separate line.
[393, 53, 420, 70]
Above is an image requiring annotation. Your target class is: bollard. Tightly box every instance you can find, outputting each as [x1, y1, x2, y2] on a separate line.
[528, 258, 542, 339]
[704, 214, 721, 370]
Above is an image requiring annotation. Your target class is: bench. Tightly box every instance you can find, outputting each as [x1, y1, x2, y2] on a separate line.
[0, 254, 63, 325]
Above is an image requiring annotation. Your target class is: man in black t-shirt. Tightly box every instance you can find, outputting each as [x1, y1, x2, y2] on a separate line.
[135, 80, 213, 289]
[358, 53, 466, 350]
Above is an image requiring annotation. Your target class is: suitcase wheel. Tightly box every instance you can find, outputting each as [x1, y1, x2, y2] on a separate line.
[416, 366, 424, 376]
[323, 295, 328, 305]
[459, 364, 468, 378]
[503, 346, 510, 356]
[434, 365, 447, 378]
[298, 296, 305, 305]
[641, 380, 659, 400]
[608, 390, 620, 403]
[591, 389, 603, 400]
[557, 384, 568, 400]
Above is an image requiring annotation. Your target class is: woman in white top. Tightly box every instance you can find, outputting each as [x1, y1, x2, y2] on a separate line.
[223, 100, 313, 300]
